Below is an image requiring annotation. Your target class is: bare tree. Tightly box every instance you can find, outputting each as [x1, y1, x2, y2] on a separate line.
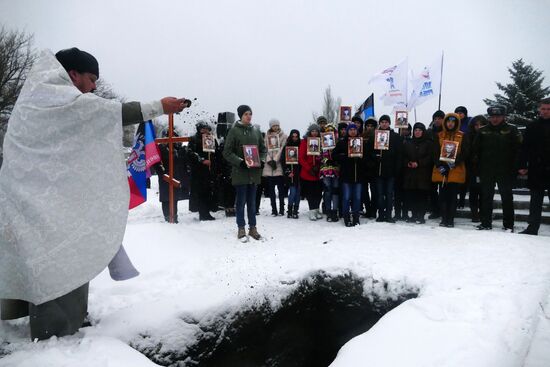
[313, 85, 341, 124]
[93, 79, 136, 147]
[0, 27, 36, 163]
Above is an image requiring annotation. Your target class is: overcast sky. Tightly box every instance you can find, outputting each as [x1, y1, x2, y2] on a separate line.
[1, 0, 549, 134]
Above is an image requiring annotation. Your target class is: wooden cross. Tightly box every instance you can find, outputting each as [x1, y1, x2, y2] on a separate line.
[155, 114, 189, 223]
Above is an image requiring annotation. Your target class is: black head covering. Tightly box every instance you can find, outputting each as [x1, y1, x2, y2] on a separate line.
[454, 106, 468, 116]
[55, 47, 99, 78]
[287, 129, 301, 146]
[432, 110, 445, 120]
[379, 114, 391, 124]
[237, 105, 252, 119]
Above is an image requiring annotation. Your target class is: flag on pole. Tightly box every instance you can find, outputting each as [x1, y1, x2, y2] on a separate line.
[368, 59, 408, 107]
[408, 52, 443, 110]
[127, 120, 161, 209]
[355, 93, 375, 120]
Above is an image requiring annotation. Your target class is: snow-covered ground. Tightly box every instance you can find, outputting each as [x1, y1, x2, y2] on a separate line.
[1, 181, 550, 367]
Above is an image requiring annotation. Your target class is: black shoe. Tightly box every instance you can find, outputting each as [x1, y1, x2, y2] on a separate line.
[352, 214, 360, 226]
[271, 209, 278, 217]
[439, 221, 447, 227]
[416, 219, 426, 224]
[519, 226, 538, 235]
[376, 216, 385, 222]
[502, 226, 514, 233]
[344, 215, 353, 227]
[199, 214, 216, 221]
[225, 208, 236, 217]
[292, 206, 299, 219]
[394, 214, 403, 221]
[386, 218, 396, 223]
[406, 217, 415, 223]
[471, 213, 480, 223]
[428, 213, 440, 219]
[287, 206, 293, 218]
[279, 206, 285, 216]
[477, 224, 492, 230]
[446, 222, 455, 228]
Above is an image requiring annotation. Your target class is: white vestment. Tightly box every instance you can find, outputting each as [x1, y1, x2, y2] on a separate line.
[0, 50, 129, 305]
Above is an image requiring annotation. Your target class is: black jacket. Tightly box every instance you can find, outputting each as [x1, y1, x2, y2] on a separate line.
[366, 129, 402, 178]
[333, 136, 366, 184]
[402, 136, 433, 191]
[519, 117, 550, 188]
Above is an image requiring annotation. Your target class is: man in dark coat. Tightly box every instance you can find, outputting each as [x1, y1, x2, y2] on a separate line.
[187, 121, 218, 221]
[426, 110, 445, 219]
[369, 114, 402, 223]
[361, 118, 378, 218]
[518, 98, 550, 235]
[156, 129, 190, 223]
[473, 105, 522, 231]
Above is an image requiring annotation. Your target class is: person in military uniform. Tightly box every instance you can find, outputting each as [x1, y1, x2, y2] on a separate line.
[473, 105, 522, 231]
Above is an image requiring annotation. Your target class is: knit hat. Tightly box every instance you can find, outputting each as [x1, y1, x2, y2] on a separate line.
[316, 116, 328, 125]
[269, 118, 280, 128]
[413, 122, 426, 131]
[351, 116, 364, 125]
[346, 122, 358, 134]
[454, 106, 468, 116]
[307, 123, 320, 136]
[337, 122, 348, 131]
[432, 110, 445, 120]
[379, 114, 391, 124]
[237, 105, 252, 119]
[55, 47, 99, 78]
[364, 118, 378, 127]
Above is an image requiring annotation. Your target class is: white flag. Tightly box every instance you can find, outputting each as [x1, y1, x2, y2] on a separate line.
[408, 53, 443, 110]
[368, 59, 408, 107]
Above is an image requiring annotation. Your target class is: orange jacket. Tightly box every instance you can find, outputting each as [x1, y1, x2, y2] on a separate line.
[432, 113, 467, 184]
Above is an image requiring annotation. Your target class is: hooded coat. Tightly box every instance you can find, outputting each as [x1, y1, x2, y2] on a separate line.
[403, 125, 433, 190]
[432, 113, 468, 184]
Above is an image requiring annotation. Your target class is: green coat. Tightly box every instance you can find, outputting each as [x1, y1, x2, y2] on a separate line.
[473, 122, 522, 178]
[223, 121, 267, 185]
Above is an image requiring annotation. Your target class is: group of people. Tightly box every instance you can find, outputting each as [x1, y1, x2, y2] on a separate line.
[162, 99, 550, 240]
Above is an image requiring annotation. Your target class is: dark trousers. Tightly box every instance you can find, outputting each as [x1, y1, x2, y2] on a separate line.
[480, 175, 515, 228]
[266, 176, 285, 213]
[439, 182, 460, 225]
[235, 184, 257, 228]
[255, 177, 267, 213]
[429, 183, 440, 215]
[408, 189, 429, 220]
[527, 184, 550, 231]
[301, 179, 323, 210]
[362, 177, 378, 217]
[1, 283, 89, 341]
[161, 201, 178, 222]
[469, 181, 482, 217]
[376, 176, 395, 220]
[394, 183, 409, 219]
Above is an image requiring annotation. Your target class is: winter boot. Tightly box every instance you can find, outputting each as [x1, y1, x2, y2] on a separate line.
[199, 213, 216, 221]
[271, 206, 278, 217]
[309, 210, 317, 221]
[279, 201, 285, 216]
[237, 227, 247, 240]
[344, 214, 353, 227]
[519, 225, 538, 235]
[292, 205, 299, 219]
[249, 226, 262, 240]
[287, 205, 293, 218]
[352, 214, 360, 226]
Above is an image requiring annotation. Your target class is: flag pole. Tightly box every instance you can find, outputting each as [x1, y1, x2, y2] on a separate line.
[438, 51, 444, 110]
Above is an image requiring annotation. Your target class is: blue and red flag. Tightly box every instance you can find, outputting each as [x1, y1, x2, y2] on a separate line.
[127, 120, 161, 209]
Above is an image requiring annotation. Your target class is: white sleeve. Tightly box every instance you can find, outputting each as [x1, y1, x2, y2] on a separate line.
[140, 100, 164, 121]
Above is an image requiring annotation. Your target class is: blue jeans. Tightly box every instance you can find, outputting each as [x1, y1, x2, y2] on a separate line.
[235, 184, 257, 228]
[376, 177, 395, 219]
[288, 185, 301, 207]
[322, 176, 339, 211]
[342, 183, 362, 215]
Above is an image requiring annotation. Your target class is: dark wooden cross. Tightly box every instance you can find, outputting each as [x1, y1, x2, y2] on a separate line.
[155, 114, 189, 223]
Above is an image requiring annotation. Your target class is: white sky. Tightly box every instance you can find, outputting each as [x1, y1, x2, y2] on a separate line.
[1, 0, 549, 134]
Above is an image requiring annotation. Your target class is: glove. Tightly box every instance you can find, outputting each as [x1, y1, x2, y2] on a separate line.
[438, 165, 449, 177]
[240, 160, 249, 169]
[268, 160, 277, 170]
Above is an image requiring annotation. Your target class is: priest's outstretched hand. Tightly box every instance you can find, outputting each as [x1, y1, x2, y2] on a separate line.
[161, 97, 191, 114]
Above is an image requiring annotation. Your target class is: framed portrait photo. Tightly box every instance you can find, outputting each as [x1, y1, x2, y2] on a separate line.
[306, 137, 321, 156]
[374, 130, 390, 150]
[285, 146, 299, 164]
[202, 133, 215, 153]
[439, 140, 459, 163]
[395, 110, 408, 129]
[321, 131, 336, 150]
[340, 105, 352, 122]
[267, 133, 280, 151]
[242, 144, 261, 168]
[348, 137, 363, 158]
